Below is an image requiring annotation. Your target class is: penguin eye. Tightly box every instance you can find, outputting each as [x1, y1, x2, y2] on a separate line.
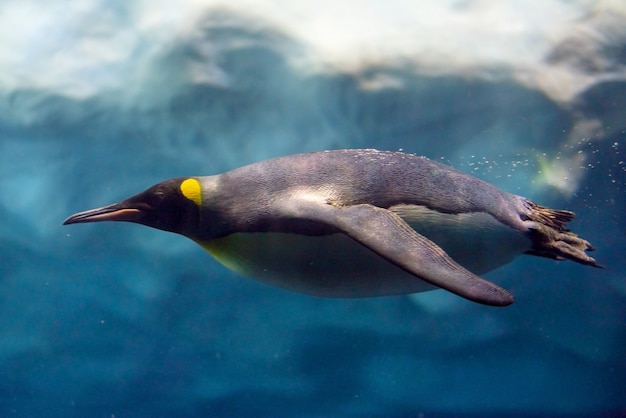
[131, 186, 167, 210]
[148, 191, 165, 206]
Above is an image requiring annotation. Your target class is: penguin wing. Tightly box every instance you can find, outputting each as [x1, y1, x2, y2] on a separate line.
[279, 197, 514, 306]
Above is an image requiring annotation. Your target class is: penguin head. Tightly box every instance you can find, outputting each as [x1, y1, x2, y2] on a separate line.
[63, 178, 203, 237]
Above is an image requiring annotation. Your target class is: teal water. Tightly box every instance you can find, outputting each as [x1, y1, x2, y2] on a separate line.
[0, 3, 624, 417]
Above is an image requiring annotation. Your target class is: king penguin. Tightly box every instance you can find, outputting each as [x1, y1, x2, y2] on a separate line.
[63, 149, 600, 306]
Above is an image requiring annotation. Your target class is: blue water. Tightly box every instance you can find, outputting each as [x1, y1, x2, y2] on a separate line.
[1, 3, 625, 417]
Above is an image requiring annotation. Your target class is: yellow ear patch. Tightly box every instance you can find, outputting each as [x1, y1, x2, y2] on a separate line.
[180, 178, 202, 207]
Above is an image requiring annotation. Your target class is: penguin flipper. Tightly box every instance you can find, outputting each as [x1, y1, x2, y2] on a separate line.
[281, 199, 514, 306]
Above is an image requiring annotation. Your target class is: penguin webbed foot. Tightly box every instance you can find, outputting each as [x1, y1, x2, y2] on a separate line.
[523, 201, 601, 268]
[525, 223, 602, 268]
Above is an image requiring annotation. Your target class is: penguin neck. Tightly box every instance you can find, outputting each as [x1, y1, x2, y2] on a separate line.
[192, 175, 243, 240]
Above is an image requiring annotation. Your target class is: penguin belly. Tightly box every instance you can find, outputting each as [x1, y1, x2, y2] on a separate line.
[201, 232, 435, 297]
[198, 207, 530, 298]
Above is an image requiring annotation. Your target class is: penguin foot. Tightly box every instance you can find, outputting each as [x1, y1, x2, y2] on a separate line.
[523, 202, 602, 268]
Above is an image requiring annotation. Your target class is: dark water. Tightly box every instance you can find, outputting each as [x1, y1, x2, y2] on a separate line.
[1, 4, 625, 417]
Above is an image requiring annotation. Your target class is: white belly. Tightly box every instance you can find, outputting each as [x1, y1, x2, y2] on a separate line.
[198, 207, 530, 298]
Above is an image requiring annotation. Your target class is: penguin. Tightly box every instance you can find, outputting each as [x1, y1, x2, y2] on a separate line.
[63, 149, 600, 306]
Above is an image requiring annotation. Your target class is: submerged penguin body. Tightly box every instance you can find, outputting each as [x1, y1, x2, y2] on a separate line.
[199, 211, 528, 298]
[64, 149, 600, 306]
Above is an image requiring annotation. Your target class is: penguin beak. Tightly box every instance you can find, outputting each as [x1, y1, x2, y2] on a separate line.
[63, 203, 143, 225]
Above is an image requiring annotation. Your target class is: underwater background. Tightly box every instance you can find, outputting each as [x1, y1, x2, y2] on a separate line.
[1, 1, 625, 416]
